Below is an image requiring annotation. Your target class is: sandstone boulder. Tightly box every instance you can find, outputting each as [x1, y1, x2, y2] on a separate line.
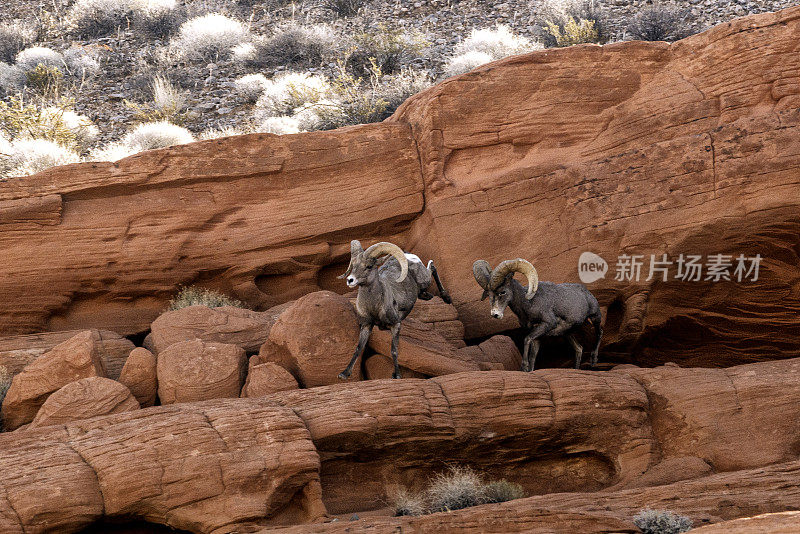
[362, 353, 427, 380]
[0, 399, 324, 533]
[258, 291, 360, 387]
[1, 331, 106, 430]
[368, 318, 480, 377]
[30, 377, 140, 429]
[150, 303, 291, 354]
[157, 340, 247, 405]
[118, 347, 157, 407]
[241, 362, 299, 397]
[456, 335, 522, 371]
[0, 329, 133, 379]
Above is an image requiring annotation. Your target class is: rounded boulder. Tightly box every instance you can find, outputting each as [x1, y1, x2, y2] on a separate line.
[29, 377, 139, 429]
[157, 339, 247, 404]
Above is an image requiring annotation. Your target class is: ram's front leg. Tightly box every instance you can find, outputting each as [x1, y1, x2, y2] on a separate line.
[522, 323, 552, 372]
[338, 324, 373, 379]
[390, 322, 402, 379]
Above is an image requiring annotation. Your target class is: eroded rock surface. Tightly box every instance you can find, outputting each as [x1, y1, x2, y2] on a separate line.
[117, 347, 158, 407]
[1, 331, 107, 430]
[30, 377, 139, 429]
[157, 339, 247, 404]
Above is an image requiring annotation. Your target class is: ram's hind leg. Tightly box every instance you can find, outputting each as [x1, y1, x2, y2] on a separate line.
[590, 312, 603, 367]
[390, 323, 402, 379]
[428, 260, 452, 304]
[567, 333, 583, 370]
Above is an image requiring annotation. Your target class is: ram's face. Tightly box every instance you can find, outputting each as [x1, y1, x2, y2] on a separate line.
[485, 276, 513, 319]
[345, 254, 379, 288]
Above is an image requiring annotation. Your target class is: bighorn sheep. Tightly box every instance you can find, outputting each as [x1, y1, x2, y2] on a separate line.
[338, 240, 451, 380]
[473, 258, 602, 371]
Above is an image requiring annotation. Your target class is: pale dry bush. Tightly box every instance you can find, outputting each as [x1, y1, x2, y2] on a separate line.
[169, 286, 245, 310]
[453, 25, 540, 59]
[171, 13, 249, 60]
[1, 137, 81, 179]
[442, 50, 493, 77]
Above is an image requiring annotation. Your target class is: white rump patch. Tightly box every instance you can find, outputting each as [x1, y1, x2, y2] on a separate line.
[404, 253, 423, 264]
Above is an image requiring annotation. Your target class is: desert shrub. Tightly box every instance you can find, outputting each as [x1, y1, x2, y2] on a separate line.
[89, 141, 136, 161]
[24, 64, 64, 98]
[199, 125, 247, 140]
[15, 47, 64, 71]
[633, 509, 693, 534]
[65, 0, 135, 38]
[171, 13, 249, 60]
[347, 24, 428, 76]
[393, 489, 425, 517]
[626, 3, 692, 42]
[0, 96, 96, 152]
[296, 66, 430, 131]
[545, 16, 599, 47]
[255, 116, 301, 135]
[132, 0, 183, 38]
[234, 73, 270, 102]
[125, 76, 187, 124]
[454, 25, 539, 60]
[0, 21, 36, 63]
[1, 137, 81, 179]
[537, 0, 608, 47]
[254, 71, 331, 118]
[242, 24, 336, 68]
[320, 0, 361, 18]
[0, 62, 24, 96]
[0, 366, 11, 429]
[426, 465, 487, 513]
[483, 480, 526, 503]
[169, 286, 245, 310]
[121, 120, 193, 151]
[442, 50, 493, 77]
[63, 48, 101, 79]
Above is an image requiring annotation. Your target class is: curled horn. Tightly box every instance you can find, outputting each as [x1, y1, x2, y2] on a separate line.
[473, 260, 491, 290]
[337, 240, 363, 279]
[364, 242, 408, 283]
[489, 258, 539, 299]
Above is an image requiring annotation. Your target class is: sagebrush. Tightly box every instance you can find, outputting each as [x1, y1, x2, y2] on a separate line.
[627, 4, 692, 42]
[633, 509, 693, 534]
[393, 466, 525, 516]
[169, 286, 246, 310]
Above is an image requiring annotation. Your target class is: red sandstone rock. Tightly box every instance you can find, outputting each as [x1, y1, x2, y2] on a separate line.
[368, 318, 480, 377]
[117, 347, 157, 407]
[0, 329, 133, 379]
[692, 512, 800, 533]
[241, 362, 299, 397]
[258, 291, 360, 387]
[0, 400, 324, 533]
[1, 331, 106, 430]
[456, 335, 522, 371]
[29, 377, 139, 428]
[149, 303, 290, 354]
[156, 339, 247, 404]
[362, 353, 427, 380]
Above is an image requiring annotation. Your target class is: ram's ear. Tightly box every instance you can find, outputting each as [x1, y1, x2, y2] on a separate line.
[481, 289, 489, 301]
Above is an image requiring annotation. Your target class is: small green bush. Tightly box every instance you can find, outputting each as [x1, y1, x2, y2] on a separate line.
[537, 0, 607, 47]
[348, 24, 428, 76]
[25, 63, 64, 98]
[0, 96, 93, 152]
[169, 286, 245, 310]
[545, 17, 600, 47]
[124, 76, 187, 124]
[633, 509, 693, 534]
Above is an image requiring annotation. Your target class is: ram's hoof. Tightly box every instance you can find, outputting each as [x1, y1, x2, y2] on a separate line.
[392, 372, 401, 379]
[338, 371, 350, 380]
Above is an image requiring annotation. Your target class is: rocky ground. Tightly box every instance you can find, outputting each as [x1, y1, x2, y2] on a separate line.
[1, 0, 797, 148]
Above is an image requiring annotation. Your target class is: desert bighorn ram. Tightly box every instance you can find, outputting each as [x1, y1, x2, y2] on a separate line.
[473, 258, 602, 371]
[338, 240, 451, 380]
